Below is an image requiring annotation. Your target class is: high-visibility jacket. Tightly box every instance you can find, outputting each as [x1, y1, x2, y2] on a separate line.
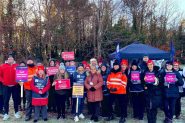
[107, 71, 127, 94]
[24, 66, 37, 90]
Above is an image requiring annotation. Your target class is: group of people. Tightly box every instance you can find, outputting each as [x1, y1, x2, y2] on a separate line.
[0, 54, 185, 123]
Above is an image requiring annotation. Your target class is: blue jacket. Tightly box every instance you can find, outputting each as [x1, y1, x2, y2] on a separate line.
[101, 70, 110, 95]
[73, 72, 86, 85]
[160, 70, 184, 98]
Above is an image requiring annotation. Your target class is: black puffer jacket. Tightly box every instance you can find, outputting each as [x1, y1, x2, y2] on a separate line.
[143, 69, 162, 109]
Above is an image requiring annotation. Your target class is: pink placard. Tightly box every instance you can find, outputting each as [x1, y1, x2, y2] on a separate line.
[55, 79, 71, 90]
[131, 71, 140, 81]
[46, 67, 58, 76]
[16, 66, 28, 82]
[165, 73, 176, 83]
[61, 52, 75, 61]
[145, 73, 155, 83]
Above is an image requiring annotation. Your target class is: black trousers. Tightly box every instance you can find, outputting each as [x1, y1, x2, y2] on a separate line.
[175, 96, 181, 117]
[147, 108, 157, 123]
[48, 87, 56, 111]
[164, 97, 177, 120]
[131, 92, 145, 119]
[3, 85, 19, 114]
[89, 101, 100, 119]
[109, 94, 127, 118]
[0, 95, 3, 111]
[101, 94, 110, 117]
[56, 94, 66, 115]
[25, 90, 32, 118]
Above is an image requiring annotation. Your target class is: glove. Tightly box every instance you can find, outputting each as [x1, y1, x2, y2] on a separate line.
[110, 88, 117, 92]
[90, 87, 96, 91]
[153, 77, 159, 86]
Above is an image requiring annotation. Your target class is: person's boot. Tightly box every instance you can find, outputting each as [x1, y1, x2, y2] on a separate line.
[105, 114, 114, 121]
[119, 117, 126, 123]
[90, 115, 94, 121]
[62, 114, 65, 119]
[57, 114, 61, 120]
[94, 116, 99, 122]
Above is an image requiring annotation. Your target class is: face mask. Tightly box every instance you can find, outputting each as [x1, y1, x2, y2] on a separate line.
[27, 64, 35, 67]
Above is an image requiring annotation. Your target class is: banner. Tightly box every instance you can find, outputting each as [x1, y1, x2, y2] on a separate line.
[145, 72, 155, 83]
[46, 67, 58, 76]
[61, 52, 75, 61]
[131, 71, 140, 81]
[55, 79, 71, 90]
[165, 73, 176, 83]
[66, 66, 76, 74]
[72, 83, 84, 98]
[16, 66, 28, 82]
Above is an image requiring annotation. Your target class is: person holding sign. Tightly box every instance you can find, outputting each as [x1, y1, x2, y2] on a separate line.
[142, 60, 162, 123]
[160, 61, 184, 123]
[85, 65, 103, 122]
[106, 61, 127, 123]
[0, 55, 21, 121]
[128, 60, 145, 120]
[31, 67, 50, 122]
[72, 63, 86, 122]
[53, 63, 69, 120]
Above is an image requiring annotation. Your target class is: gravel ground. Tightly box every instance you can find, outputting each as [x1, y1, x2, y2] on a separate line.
[0, 98, 185, 123]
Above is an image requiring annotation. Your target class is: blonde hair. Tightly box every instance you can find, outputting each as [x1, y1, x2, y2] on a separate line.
[54, 70, 69, 80]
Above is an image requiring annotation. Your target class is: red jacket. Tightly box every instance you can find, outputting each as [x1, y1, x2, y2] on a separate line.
[0, 65, 2, 82]
[31, 76, 50, 106]
[0, 63, 18, 86]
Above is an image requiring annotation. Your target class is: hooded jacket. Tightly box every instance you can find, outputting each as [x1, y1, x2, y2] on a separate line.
[107, 67, 127, 94]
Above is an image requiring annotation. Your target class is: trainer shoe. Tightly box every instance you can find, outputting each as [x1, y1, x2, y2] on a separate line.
[79, 113, 85, 119]
[3, 114, 10, 121]
[74, 116, 79, 122]
[14, 111, 21, 119]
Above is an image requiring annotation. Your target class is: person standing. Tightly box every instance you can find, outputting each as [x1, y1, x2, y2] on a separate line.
[24, 58, 38, 121]
[100, 63, 110, 117]
[106, 61, 127, 123]
[160, 61, 184, 123]
[173, 61, 184, 119]
[72, 63, 86, 122]
[47, 59, 57, 112]
[31, 67, 50, 122]
[85, 65, 103, 122]
[128, 60, 145, 120]
[0, 55, 21, 120]
[0, 63, 4, 115]
[143, 60, 162, 123]
[53, 63, 69, 119]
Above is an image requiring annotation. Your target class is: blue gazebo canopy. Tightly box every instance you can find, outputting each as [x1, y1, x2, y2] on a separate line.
[109, 42, 170, 60]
